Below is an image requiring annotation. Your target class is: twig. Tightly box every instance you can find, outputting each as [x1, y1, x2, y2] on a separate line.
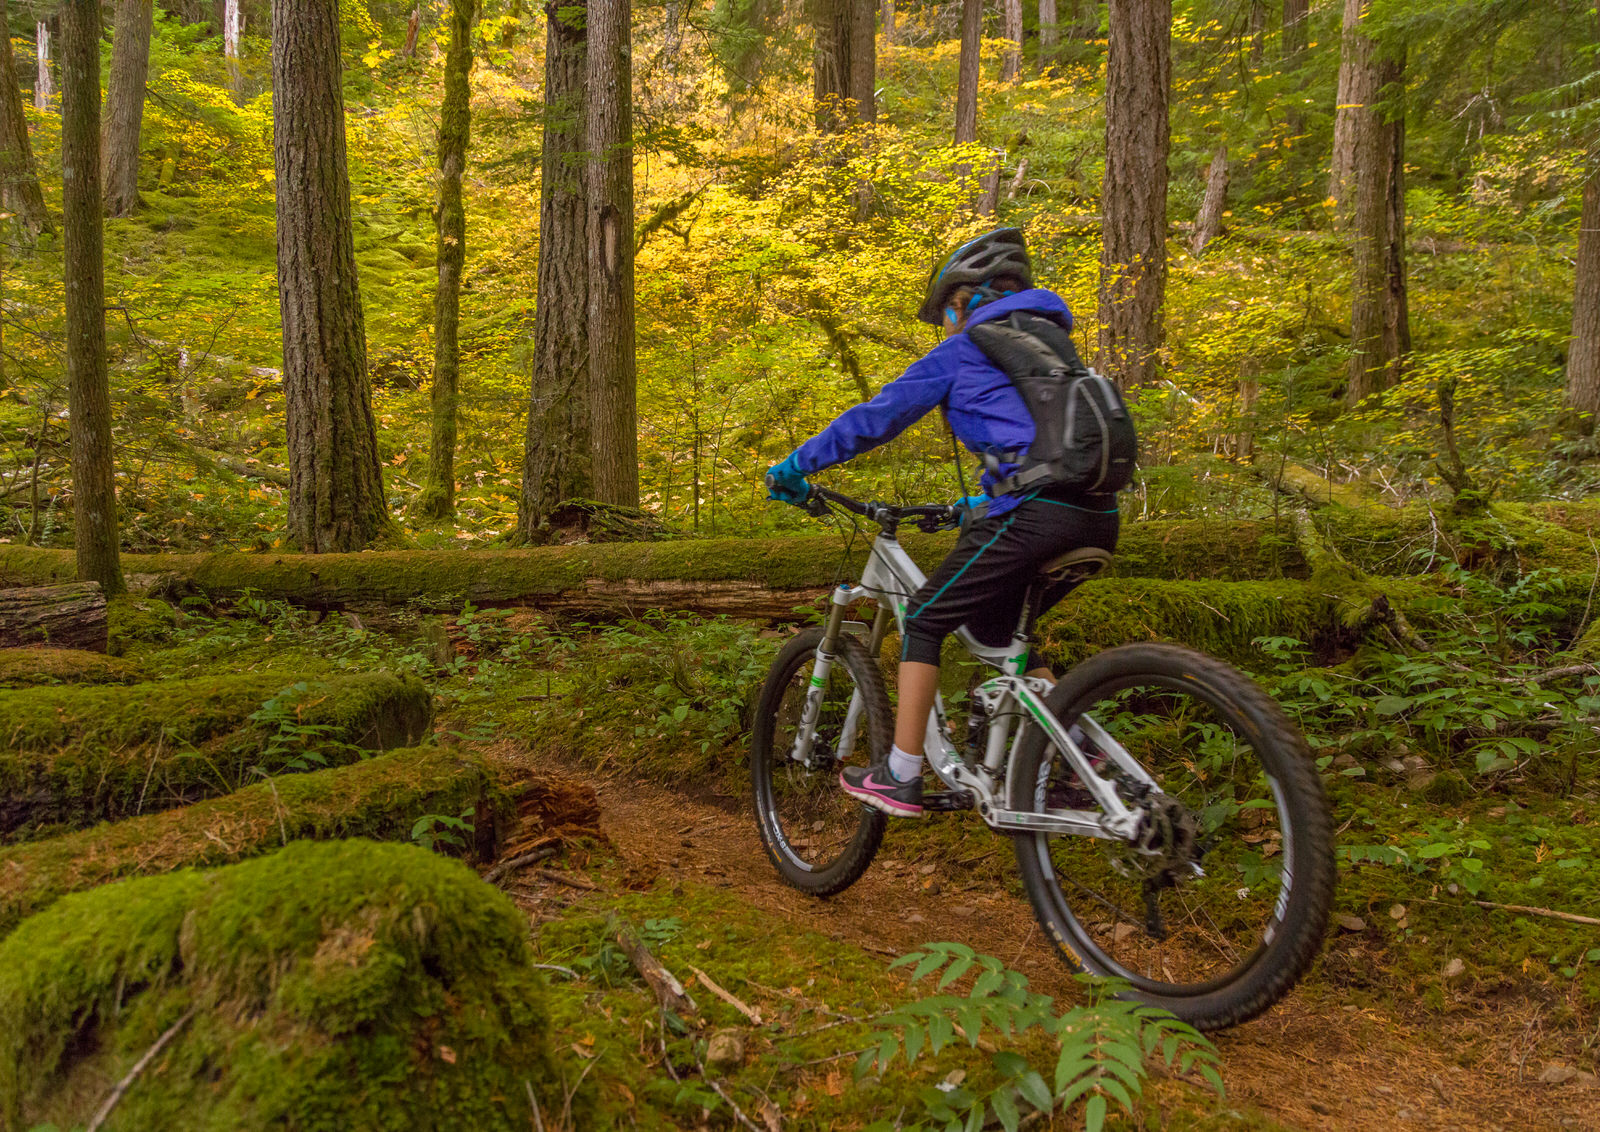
[789, 1045, 873, 1068]
[525, 1079, 546, 1132]
[86, 1006, 197, 1132]
[530, 963, 578, 978]
[537, 866, 598, 891]
[707, 1078, 765, 1132]
[687, 964, 763, 1024]
[1473, 900, 1600, 927]
[616, 920, 698, 1014]
[481, 845, 559, 885]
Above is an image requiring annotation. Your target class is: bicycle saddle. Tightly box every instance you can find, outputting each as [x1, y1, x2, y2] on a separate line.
[1038, 546, 1112, 586]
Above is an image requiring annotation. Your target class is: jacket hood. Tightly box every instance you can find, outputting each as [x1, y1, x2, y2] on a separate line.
[963, 288, 1073, 333]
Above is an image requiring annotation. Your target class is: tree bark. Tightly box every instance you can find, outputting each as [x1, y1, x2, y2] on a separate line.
[882, 0, 894, 45]
[1039, 0, 1059, 74]
[403, 4, 422, 58]
[1328, 0, 1375, 226]
[1002, 0, 1023, 83]
[1347, 43, 1407, 404]
[224, 0, 241, 98]
[849, 0, 875, 122]
[585, 0, 638, 509]
[1383, 51, 1410, 372]
[419, 0, 474, 521]
[519, 0, 591, 539]
[273, 0, 392, 552]
[0, 0, 51, 235]
[102, 0, 154, 217]
[62, 0, 124, 597]
[812, 0, 874, 129]
[1190, 145, 1228, 255]
[1282, 0, 1308, 59]
[34, 21, 52, 111]
[1098, 0, 1171, 389]
[1568, 165, 1600, 423]
[0, 583, 107, 650]
[954, 0, 980, 143]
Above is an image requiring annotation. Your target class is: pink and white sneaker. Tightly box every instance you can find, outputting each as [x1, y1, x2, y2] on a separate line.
[839, 764, 925, 818]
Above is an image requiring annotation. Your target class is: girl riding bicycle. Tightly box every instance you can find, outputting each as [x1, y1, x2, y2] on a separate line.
[766, 228, 1120, 818]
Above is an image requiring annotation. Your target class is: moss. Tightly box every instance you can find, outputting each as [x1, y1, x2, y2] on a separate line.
[0, 839, 563, 1132]
[0, 522, 1308, 616]
[1036, 577, 1340, 669]
[0, 671, 433, 840]
[0, 648, 143, 687]
[0, 745, 505, 937]
[106, 595, 181, 655]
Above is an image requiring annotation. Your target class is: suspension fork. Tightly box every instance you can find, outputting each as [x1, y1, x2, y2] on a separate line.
[790, 585, 858, 764]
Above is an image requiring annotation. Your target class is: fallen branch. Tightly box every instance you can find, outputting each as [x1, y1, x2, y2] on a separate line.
[1473, 900, 1600, 927]
[481, 845, 559, 885]
[536, 866, 597, 891]
[687, 964, 763, 1024]
[86, 1005, 198, 1132]
[706, 1078, 764, 1132]
[616, 920, 698, 1014]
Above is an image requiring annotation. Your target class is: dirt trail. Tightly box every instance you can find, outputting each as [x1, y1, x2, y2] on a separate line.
[518, 750, 1596, 1131]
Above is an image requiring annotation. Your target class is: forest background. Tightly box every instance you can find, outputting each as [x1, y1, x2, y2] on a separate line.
[7, 0, 1598, 555]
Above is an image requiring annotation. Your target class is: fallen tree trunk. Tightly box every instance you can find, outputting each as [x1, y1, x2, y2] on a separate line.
[0, 671, 433, 841]
[0, 745, 600, 937]
[0, 647, 141, 687]
[0, 519, 1308, 617]
[0, 583, 107, 651]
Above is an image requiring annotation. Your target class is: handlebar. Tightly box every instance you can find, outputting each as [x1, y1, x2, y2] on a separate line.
[806, 486, 959, 533]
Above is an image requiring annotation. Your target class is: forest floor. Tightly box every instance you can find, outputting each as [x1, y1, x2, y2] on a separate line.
[499, 739, 1600, 1131]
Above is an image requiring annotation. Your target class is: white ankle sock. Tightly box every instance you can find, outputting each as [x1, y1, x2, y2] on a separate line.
[887, 745, 923, 783]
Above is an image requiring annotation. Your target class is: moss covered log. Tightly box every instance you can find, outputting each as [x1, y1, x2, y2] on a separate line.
[0, 671, 432, 840]
[0, 839, 565, 1132]
[0, 647, 142, 687]
[0, 519, 1306, 616]
[0, 744, 552, 937]
[0, 583, 107, 650]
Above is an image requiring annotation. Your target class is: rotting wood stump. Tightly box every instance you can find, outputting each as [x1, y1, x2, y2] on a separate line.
[0, 583, 107, 651]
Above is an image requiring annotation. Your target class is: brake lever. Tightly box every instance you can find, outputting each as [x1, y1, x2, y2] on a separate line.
[804, 490, 830, 517]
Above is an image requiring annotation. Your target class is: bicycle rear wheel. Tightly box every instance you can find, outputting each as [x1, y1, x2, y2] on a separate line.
[750, 627, 890, 896]
[1009, 643, 1334, 1031]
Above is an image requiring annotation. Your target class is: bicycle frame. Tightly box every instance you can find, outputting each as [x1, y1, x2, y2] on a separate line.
[788, 528, 1157, 842]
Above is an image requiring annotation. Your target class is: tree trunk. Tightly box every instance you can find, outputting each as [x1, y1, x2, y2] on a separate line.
[1038, 0, 1059, 74]
[1098, 0, 1171, 389]
[419, 0, 474, 521]
[1346, 62, 1390, 403]
[403, 4, 422, 58]
[102, 0, 154, 218]
[954, 0, 980, 143]
[503, 0, 523, 48]
[273, 0, 391, 552]
[586, 0, 638, 509]
[1568, 167, 1600, 423]
[1328, 0, 1375, 227]
[224, 0, 242, 98]
[849, 0, 875, 123]
[1190, 145, 1228, 255]
[0, 0, 51, 235]
[1282, 0, 1308, 59]
[812, 0, 873, 129]
[62, 0, 124, 597]
[1383, 51, 1410, 373]
[882, 0, 894, 45]
[1248, 0, 1266, 69]
[1002, 0, 1022, 83]
[518, 0, 591, 539]
[0, 583, 107, 650]
[34, 21, 52, 111]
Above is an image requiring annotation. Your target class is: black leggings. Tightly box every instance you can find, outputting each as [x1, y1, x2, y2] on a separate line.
[901, 493, 1120, 667]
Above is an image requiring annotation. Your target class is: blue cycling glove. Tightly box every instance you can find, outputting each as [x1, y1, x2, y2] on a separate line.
[765, 453, 811, 506]
[952, 493, 990, 522]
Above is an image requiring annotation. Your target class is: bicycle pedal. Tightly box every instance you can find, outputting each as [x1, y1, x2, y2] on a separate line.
[922, 790, 974, 812]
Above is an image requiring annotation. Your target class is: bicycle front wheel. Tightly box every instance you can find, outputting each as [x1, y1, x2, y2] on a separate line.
[1009, 643, 1334, 1031]
[750, 626, 890, 896]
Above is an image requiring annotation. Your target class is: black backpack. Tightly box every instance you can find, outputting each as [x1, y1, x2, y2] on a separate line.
[966, 311, 1139, 496]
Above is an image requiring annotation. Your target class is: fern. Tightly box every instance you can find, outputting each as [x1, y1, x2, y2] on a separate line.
[858, 942, 1223, 1132]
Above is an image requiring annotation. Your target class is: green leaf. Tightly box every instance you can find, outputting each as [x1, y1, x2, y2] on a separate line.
[938, 956, 975, 989]
[904, 1023, 925, 1065]
[854, 1045, 878, 1079]
[991, 1050, 1029, 1078]
[911, 951, 947, 982]
[991, 1086, 1020, 1132]
[1084, 1093, 1107, 1132]
[1016, 1070, 1053, 1112]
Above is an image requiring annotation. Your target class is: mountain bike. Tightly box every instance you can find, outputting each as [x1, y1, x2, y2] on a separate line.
[749, 487, 1334, 1031]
